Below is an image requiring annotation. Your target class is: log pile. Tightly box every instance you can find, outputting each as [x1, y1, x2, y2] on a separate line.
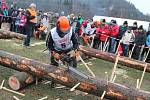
[0, 29, 26, 40]
[79, 45, 150, 73]
[0, 50, 150, 100]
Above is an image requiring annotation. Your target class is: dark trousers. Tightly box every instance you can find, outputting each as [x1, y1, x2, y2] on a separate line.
[23, 24, 33, 46]
[40, 31, 46, 40]
[0, 16, 3, 29]
[10, 21, 16, 32]
[122, 43, 129, 57]
[93, 37, 100, 49]
[109, 38, 117, 54]
[132, 47, 141, 60]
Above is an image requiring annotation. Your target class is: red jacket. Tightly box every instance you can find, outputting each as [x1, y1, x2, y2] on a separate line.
[110, 25, 119, 37]
[96, 24, 110, 42]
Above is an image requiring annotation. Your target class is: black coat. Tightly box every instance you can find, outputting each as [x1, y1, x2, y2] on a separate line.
[134, 32, 146, 46]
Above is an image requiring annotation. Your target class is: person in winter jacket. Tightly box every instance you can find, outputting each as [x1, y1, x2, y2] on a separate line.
[23, 3, 37, 47]
[15, 9, 24, 33]
[92, 21, 101, 49]
[19, 11, 26, 34]
[1, 0, 8, 22]
[109, 20, 119, 53]
[41, 13, 49, 39]
[9, 5, 18, 32]
[118, 21, 128, 39]
[46, 16, 79, 68]
[34, 22, 47, 40]
[129, 22, 139, 52]
[132, 25, 147, 60]
[145, 31, 150, 62]
[0, 6, 4, 29]
[96, 19, 110, 50]
[120, 27, 135, 56]
[46, 16, 79, 88]
[80, 20, 96, 46]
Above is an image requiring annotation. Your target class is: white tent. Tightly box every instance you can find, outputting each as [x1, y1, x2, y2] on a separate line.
[93, 15, 150, 31]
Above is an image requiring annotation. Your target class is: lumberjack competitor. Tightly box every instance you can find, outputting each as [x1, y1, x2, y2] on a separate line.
[46, 16, 79, 87]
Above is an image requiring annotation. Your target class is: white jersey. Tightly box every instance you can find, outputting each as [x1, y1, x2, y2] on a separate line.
[51, 27, 73, 51]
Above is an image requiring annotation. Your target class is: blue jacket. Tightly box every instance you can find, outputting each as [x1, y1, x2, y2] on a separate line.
[146, 34, 150, 46]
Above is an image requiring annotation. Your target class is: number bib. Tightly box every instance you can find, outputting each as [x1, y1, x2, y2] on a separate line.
[51, 27, 73, 51]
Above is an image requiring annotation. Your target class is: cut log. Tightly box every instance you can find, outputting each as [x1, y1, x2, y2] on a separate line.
[79, 45, 150, 73]
[0, 29, 26, 40]
[0, 50, 150, 100]
[8, 72, 36, 90]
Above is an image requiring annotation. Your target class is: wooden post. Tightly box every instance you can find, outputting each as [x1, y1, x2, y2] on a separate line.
[100, 67, 117, 100]
[90, 34, 95, 48]
[36, 77, 38, 85]
[143, 48, 150, 62]
[129, 44, 136, 58]
[13, 96, 20, 100]
[70, 83, 80, 92]
[110, 54, 119, 82]
[103, 37, 108, 52]
[112, 75, 117, 83]
[138, 63, 147, 89]
[55, 86, 66, 89]
[138, 45, 145, 61]
[2, 87, 25, 96]
[78, 55, 96, 78]
[100, 42, 102, 51]
[0, 80, 5, 89]
[100, 91, 106, 100]
[38, 96, 48, 100]
[103, 41, 109, 52]
[115, 40, 121, 55]
[136, 79, 139, 89]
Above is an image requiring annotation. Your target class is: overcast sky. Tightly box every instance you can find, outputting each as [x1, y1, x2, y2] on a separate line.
[126, 0, 150, 14]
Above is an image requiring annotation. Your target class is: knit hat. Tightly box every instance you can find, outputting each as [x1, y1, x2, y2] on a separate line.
[101, 19, 106, 23]
[123, 21, 128, 25]
[138, 25, 143, 30]
[111, 20, 117, 24]
[133, 22, 137, 25]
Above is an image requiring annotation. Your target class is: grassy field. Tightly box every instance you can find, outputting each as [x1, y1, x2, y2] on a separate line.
[0, 38, 150, 100]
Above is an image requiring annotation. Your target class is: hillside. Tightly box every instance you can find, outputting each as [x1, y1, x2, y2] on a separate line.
[7, 0, 150, 21]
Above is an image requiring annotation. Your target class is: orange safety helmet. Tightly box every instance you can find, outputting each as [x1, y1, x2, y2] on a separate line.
[57, 16, 70, 33]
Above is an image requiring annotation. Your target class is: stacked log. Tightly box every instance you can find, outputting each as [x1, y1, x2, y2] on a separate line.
[79, 45, 150, 73]
[0, 29, 26, 40]
[0, 50, 150, 100]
